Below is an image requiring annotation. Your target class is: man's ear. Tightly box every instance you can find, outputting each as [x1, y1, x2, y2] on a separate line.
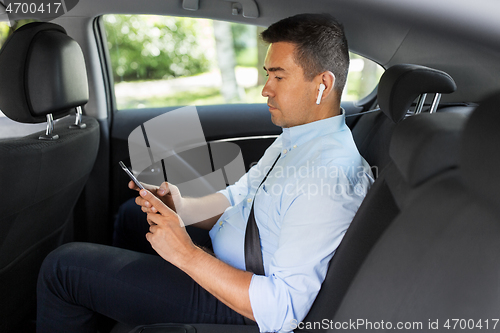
[316, 71, 336, 103]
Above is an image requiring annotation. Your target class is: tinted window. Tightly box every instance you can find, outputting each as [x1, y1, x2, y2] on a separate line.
[104, 15, 384, 110]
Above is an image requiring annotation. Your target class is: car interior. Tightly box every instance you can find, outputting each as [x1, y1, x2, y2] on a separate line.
[0, 0, 499, 332]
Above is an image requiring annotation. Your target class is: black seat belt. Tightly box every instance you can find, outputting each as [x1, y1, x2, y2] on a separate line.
[244, 154, 280, 276]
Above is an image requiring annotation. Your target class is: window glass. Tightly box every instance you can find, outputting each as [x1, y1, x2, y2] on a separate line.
[344, 54, 385, 101]
[104, 15, 383, 110]
[0, 22, 9, 47]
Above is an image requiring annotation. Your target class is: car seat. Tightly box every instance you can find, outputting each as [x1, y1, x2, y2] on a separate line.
[332, 91, 500, 329]
[352, 63, 457, 173]
[0, 22, 100, 332]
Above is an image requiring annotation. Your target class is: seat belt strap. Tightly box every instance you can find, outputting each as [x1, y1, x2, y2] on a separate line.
[244, 154, 280, 276]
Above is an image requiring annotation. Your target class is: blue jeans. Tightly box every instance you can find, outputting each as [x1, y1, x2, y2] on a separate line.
[36, 199, 247, 332]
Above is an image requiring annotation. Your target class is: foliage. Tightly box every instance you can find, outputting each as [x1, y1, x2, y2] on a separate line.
[0, 23, 9, 47]
[117, 83, 266, 110]
[104, 15, 210, 82]
[231, 23, 257, 67]
[0, 19, 37, 49]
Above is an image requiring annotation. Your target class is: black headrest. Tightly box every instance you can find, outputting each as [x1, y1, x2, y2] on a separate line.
[460, 92, 500, 203]
[390, 112, 467, 187]
[0, 22, 88, 124]
[378, 64, 457, 124]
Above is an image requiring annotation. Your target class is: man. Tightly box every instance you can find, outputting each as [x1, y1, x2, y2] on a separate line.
[37, 13, 373, 333]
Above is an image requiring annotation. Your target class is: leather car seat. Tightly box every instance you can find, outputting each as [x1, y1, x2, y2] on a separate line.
[332, 91, 500, 329]
[0, 22, 100, 332]
[352, 64, 457, 173]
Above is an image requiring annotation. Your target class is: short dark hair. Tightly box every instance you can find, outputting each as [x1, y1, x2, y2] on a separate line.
[261, 13, 349, 95]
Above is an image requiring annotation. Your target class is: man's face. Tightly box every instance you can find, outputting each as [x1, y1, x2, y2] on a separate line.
[262, 42, 318, 128]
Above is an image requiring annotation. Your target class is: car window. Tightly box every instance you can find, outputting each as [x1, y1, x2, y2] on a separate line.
[103, 15, 384, 110]
[345, 54, 384, 101]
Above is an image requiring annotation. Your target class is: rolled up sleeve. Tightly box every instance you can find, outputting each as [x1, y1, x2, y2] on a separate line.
[218, 171, 250, 206]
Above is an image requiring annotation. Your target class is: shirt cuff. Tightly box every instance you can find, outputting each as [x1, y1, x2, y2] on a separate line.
[249, 274, 292, 333]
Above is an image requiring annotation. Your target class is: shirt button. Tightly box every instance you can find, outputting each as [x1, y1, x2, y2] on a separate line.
[293, 145, 297, 149]
[283, 149, 288, 154]
[219, 221, 223, 226]
[247, 198, 252, 203]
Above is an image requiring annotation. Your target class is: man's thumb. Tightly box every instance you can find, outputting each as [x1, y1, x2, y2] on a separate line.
[158, 182, 168, 196]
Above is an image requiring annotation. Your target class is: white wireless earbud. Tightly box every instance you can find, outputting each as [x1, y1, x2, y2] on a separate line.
[316, 83, 326, 105]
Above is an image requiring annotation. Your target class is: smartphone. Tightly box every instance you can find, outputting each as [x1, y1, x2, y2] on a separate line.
[119, 161, 145, 190]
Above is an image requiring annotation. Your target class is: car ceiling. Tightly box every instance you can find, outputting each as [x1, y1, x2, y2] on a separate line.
[4, 0, 500, 103]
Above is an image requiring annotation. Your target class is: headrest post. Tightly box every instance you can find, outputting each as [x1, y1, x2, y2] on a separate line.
[429, 93, 442, 114]
[39, 114, 59, 140]
[69, 106, 87, 129]
[415, 93, 427, 114]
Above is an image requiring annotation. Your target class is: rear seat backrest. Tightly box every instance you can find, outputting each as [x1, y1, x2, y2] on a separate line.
[331, 92, 500, 327]
[377, 64, 456, 123]
[353, 64, 457, 173]
[389, 112, 467, 188]
[460, 94, 500, 209]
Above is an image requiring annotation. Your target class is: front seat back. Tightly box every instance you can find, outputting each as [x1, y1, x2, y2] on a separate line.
[331, 91, 500, 329]
[0, 22, 100, 332]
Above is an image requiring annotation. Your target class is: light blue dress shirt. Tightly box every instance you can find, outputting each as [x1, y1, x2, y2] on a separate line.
[209, 111, 373, 333]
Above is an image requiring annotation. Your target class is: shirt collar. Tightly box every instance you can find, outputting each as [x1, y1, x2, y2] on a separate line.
[281, 108, 346, 150]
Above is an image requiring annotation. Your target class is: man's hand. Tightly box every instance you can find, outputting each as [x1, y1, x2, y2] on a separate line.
[130, 181, 182, 214]
[138, 189, 196, 267]
[131, 180, 230, 229]
[136, 189, 255, 321]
